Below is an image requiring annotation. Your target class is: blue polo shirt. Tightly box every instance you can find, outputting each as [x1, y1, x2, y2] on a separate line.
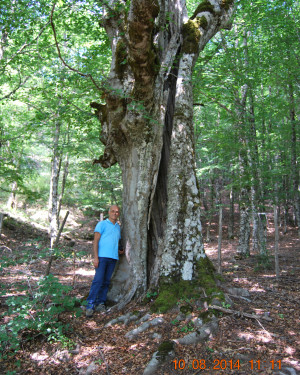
[94, 219, 121, 260]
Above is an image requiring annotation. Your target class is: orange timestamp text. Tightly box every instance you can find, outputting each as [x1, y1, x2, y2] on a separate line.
[172, 358, 282, 371]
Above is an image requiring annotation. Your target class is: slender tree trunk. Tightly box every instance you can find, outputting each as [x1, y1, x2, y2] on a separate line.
[244, 31, 266, 255]
[272, 154, 281, 278]
[0, 213, 5, 236]
[274, 205, 280, 279]
[257, 212, 267, 254]
[247, 92, 261, 254]
[7, 181, 17, 209]
[251, 187, 259, 253]
[0, 29, 8, 60]
[0, 29, 7, 155]
[234, 79, 251, 257]
[57, 154, 69, 227]
[283, 201, 288, 235]
[228, 185, 235, 239]
[49, 121, 61, 248]
[201, 189, 211, 242]
[206, 176, 215, 243]
[288, 82, 300, 237]
[281, 168, 289, 234]
[215, 177, 223, 273]
[217, 203, 223, 273]
[232, 30, 267, 257]
[237, 188, 250, 257]
[236, 152, 251, 257]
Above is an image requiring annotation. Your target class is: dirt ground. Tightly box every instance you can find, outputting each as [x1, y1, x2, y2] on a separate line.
[0, 212, 299, 375]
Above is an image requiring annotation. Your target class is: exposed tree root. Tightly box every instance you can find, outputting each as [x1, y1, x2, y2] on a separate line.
[208, 304, 273, 321]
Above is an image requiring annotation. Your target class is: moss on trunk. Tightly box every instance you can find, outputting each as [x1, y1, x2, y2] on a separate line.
[150, 256, 224, 313]
[115, 40, 128, 80]
[182, 16, 209, 54]
[182, 20, 202, 54]
[221, 0, 234, 11]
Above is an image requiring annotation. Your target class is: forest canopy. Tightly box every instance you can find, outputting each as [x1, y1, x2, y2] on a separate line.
[0, 0, 299, 281]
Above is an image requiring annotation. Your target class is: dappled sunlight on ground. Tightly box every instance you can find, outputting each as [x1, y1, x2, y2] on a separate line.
[31, 351, 49, 362]
[75, 268, 95, 276]
[284, 346, 296, 356]
[29, 209, 49, 226]
[1, 212, 299, 374]
[237, 329, 274, 343]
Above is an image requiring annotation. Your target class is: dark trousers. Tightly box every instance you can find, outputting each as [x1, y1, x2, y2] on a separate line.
[86, 257, 117, 309]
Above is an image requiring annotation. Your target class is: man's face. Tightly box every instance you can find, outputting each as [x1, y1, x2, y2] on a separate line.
[108, 206, 120, 223]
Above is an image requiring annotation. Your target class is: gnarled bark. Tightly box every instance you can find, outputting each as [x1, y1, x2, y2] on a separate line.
[92, 0, 235, 304]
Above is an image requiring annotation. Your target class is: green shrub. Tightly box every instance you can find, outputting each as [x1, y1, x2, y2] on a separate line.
[254, 253, 273, 271]
[0, 274, 81, 358]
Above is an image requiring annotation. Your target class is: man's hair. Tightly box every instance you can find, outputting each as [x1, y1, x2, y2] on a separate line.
[109, 205, 119, 211]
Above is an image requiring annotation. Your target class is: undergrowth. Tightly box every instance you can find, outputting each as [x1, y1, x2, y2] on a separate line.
[0, 274, 82, 359]
[254, 252, 273, 271]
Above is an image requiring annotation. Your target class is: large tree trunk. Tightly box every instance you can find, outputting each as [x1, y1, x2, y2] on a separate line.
[92, 0, 234, 305]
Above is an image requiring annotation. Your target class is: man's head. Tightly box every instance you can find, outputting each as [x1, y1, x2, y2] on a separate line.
[108, 205, 120, 224]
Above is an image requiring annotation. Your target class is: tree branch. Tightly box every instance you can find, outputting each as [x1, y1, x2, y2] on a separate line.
[50, 1, 102, 91]
[98, 346, 110, 375]
[208, 304, 273, 322]
[3, 23, 50, 68]
[197, 90, 234, 115]
[0, 76, 30, 101]
[2, 6, 69, 69]
[62, 97, 95, 117]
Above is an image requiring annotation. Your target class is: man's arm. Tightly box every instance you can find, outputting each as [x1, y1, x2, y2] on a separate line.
[93, 232, 101, 268]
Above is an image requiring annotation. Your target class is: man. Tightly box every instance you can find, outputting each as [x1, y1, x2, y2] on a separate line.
[85, 205, 123, 317]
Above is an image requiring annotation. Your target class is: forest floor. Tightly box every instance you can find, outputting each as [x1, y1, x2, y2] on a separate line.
[0, 210, 299, 375]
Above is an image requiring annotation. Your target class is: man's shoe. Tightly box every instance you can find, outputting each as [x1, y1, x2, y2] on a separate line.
[86, 308, 94, 317]
[95, 303, 106, 312]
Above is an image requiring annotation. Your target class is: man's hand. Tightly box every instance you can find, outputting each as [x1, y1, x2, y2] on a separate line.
[93, 258, 99, 268]
[118, 249, 125, 255]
